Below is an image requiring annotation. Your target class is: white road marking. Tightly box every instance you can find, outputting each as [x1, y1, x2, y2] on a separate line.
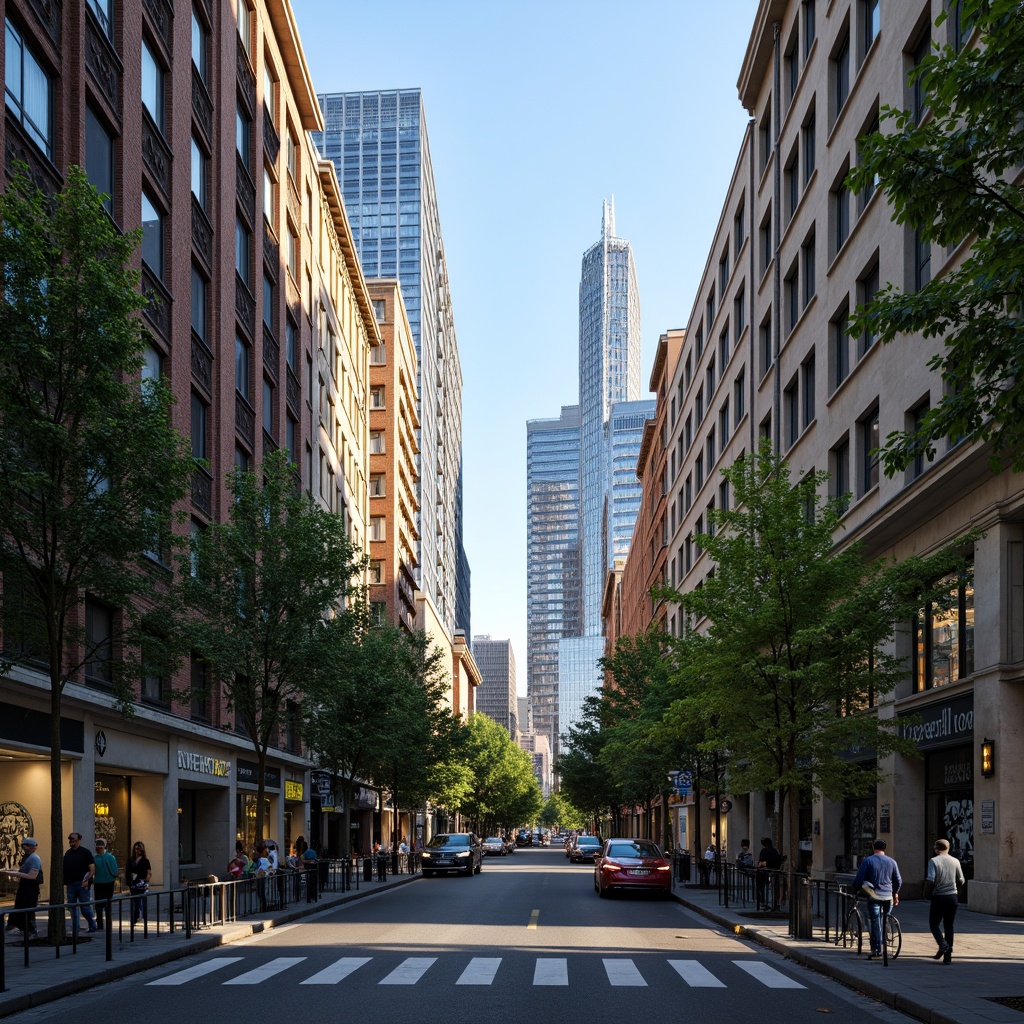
[603, 958, 647, 986]
[379, 957, 437, 984]
[147, 957, 245, 985]
[300, 956, 372, 984]
[668, 959, 726, 987]
[533, 957, 569, 985]
[222, 956, 307, 985]
[456, 957, 502, 985]
[733, 960, 806, 988]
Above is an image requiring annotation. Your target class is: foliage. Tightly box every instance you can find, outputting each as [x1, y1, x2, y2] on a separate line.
[660, 443, 974, 865]
[555, 694, 617, 832]
[183, 449, 363, 842]
[540, 792, 586, 832]
[0, 166, 194, 936]
[454, 714, 543, 834]
[847, 0, 1024, 474]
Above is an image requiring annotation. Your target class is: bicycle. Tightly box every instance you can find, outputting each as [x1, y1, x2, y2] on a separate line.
[835, 885, 902, 961]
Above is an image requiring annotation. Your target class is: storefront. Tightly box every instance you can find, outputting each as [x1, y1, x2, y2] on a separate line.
[900, 691, 974, 889]
[175, 743, 232, 879]
[235, 759, 278, 851]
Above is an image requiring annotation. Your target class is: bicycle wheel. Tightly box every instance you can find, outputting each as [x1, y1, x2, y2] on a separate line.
[884, 915, 902, 960]
[843, 908, 863, 954]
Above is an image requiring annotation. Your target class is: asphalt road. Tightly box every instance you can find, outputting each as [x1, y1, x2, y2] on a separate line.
[8, 847, 917, 1023]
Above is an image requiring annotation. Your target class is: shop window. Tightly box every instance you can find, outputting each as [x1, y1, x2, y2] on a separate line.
[914, 568, 975, 691]
[179, 788, 197, 864]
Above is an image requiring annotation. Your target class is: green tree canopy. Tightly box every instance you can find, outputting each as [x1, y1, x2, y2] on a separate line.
[847, 0, 1024, 473]
[0, 166, 194, 933]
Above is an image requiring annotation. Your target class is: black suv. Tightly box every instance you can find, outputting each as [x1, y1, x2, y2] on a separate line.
[421, 833, 483, 877]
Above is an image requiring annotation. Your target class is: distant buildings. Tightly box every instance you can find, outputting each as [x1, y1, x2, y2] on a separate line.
[313, 89, 467, 639]
[472, 636, 518, 737]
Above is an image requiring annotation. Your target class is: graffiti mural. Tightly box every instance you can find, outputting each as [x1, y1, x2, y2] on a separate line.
[944, 796, 974, 870]
[0, 801, 34, 871]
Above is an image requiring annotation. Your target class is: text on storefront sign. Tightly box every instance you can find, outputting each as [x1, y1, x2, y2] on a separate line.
[177, 750, 231, 777]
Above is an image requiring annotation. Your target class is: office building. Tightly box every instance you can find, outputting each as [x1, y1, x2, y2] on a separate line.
[313, 89, 466, 638]
[472, 636, 518, 737]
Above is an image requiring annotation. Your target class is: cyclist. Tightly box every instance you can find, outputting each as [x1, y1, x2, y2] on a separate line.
[853, 839, 902, 961]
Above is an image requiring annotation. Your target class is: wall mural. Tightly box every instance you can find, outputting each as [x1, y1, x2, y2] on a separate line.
[944, 797, 974, 869]
[0, 801, 34, 871]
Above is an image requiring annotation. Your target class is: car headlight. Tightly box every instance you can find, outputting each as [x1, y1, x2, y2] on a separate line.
[422, 851, 433, 858]
[455, 850, 471, 858]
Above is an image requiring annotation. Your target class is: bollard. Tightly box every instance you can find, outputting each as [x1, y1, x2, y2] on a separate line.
[794, 877, 813, 939]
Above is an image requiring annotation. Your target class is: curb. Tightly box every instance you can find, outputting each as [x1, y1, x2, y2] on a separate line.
[0, 874, 420, 1019]
[670, 890, 946, 1024]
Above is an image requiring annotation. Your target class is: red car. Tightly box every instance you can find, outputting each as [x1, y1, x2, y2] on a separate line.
[594, 839, 672, 898]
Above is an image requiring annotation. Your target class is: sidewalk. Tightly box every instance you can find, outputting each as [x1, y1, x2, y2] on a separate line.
[673, 884, 1024, 1024]
[0, 872, 417, 1018]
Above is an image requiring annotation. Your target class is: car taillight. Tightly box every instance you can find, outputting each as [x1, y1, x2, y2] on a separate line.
[602, 860, 621, 872]
[655, 864, 670, 872]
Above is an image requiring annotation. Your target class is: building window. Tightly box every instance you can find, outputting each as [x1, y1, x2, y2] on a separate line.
[286, 227, 298, 279]
[263, 378, 274, 435]
[831, 304, 851, 391]
[236, 218, 252, 289]
[141, 38, 164, 133]
[706, 286, 716, 327]
[802, 352, 816, 429]
[859, 406, 880, 494]
[785, 264, 799, 334]
[862, 0, 879, 56]
[695, 386, 705, 425]
[236, 103, 251, 165]
[858, 260, 880, 356]
[286, 129, 298, 183]
[952, 0, 975, 53]
[372, 298, 386, 322]
[706, 427, 716, 467]
[370, 474, 385, 497]
[909, 400, 932, 479]
[191, 136, 208, 210]
[802, 232, 816, 307]
[719, 325, 731, 377]
[719, 478, 730, 514]
[706, 363, 715, 400]
[760, 207, 773, 275]
[85, 598, 114, 686]
[141, 192, 164, 279]
[369, 516, 386, 541]
[371, 386, 385, 409]
[802, 106, 816, 186]
[734, 368, 746, 423]
[831, 438, 850, 511]
[911, 31, 930, 124]
[85, 106, 114, 212]
[263, 272, 274, 328]
[263, 61, 276, 125]
[236, 0, 251, 57]
[370, 430, 385, 454]
[719, 399, 730, 440]
[734, 198, 746, 253]
[191, 392, 208, 460]
[371, 602, 387, 627]
[263, 165, 275, 223]
[834, 180, 850, 254]
[285, 317, 298, 370]
[190, 655, 210, 721]
[235, 334, 251, 401]
[858, 112, 880, 211]
[733, 285, 746, 340]
[803, 0, 816, 59]
[759, 315, 772, 378]
[914, 229, 931, 291]
[784, 380, 799, 448]
[759, 99, 772, 175]
[695, 452, 705, 490]
[719, 248, 730, 293]
[141, 636, 167, 703]
[784, 28, 799, 108]
[191, 8, 208, 83]
[914, 568, 974, 691]
[785, 150, 799, 223]
[833, 29, 851, 119]
[4, 20, 53, 159]
[89, 0, 113, 37]
[191, 267, 207, 342]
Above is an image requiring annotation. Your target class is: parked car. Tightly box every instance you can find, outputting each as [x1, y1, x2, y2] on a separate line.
[593, 838, 672, 898]
[515, 830, 532, 847]
[482, 836, 506, 857]
[420, 833, 484, 877]
[569, 835, 603, 863]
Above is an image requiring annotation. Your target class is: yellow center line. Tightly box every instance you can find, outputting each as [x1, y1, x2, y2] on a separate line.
[527, 909, 540, 930]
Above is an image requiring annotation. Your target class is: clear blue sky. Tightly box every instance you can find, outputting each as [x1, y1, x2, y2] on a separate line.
[292, 0, 761, 692]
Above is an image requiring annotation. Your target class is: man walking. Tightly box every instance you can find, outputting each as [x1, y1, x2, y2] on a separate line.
[853, 839, 901, 960]
[927, 838, 965, 964]
[63, 832, 97, 934]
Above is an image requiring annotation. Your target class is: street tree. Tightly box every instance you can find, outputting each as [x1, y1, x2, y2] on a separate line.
[540, 792, 585, 832]
[847, 0, 1024, 474]
[662, 444, 974, 869]
[183, 449, 363, 844]
[556, 694, 618, 834]
[0, 166, 194, 933]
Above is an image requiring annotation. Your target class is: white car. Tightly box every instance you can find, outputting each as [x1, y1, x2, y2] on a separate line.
[482, 836, 506, 856]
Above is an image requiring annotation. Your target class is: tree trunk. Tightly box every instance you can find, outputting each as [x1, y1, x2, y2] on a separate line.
[48, 671, 66, 944]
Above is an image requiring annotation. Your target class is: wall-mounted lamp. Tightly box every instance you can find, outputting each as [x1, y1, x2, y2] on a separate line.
[981, 738, 995, 778]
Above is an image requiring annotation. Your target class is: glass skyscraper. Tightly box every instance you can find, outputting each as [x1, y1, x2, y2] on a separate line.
[526, 405, 582, 758]
[313, 89, 465, 634]
[608, 399, 656, 567]
[579, 198, 641, 634]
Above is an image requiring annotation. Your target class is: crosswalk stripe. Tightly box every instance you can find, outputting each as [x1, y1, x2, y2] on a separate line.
[379, 957, 437, 985]
[668, 960, 726, 987]
[147, 957, 245, 985]
[456, 957, 502, 985]
[533, 958, 568, 986]
[733, 960, 806, 989]
[603, 959, 647, 986]
[223, 957, 307, 985]
[300, 956, 372, 985]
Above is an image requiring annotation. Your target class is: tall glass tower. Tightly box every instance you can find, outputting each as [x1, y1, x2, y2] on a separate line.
[579, 198, 641, 634]
[608, 399, 656, 567]
[526, 406, 582, 758]
[313, 89, 465, 634]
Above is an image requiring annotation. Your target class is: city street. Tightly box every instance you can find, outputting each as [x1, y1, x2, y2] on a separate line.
[4, 848, 914, 1023]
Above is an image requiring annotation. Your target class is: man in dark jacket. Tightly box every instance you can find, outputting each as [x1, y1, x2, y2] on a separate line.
[63, 832, 97, 933]
[756, 837, 783, 909]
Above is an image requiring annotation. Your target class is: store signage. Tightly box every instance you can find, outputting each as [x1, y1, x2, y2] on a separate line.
[236, 760, 281, 789]
[285, 780, 303, 801]
[177, 749, 230, 777]
[981, 800, 995, 834]
[899, 693, 973, 750]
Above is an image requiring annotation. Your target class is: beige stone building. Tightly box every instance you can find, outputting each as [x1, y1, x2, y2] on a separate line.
[662, 0, 1022, 913]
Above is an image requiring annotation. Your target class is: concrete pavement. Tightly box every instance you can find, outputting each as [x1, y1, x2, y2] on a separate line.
[2, 870, 1022, 1023]
[674, 883, 1024, 1024]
